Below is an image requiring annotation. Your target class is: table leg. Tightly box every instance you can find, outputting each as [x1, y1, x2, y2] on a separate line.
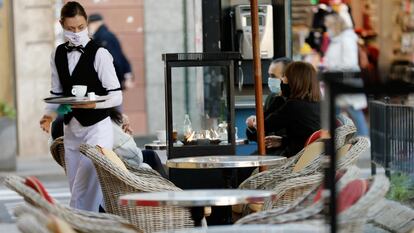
[222, 169, 235, 189]
[190, 207, 205, 227]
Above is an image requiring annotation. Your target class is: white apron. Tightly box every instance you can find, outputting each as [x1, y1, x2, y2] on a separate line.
[64, 116, 113, 211]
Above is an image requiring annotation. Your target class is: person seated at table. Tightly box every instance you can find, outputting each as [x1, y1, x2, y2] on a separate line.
[51, 111, 168, 178]
[245, 57, 292, 146]
[263, 61, 321, 157]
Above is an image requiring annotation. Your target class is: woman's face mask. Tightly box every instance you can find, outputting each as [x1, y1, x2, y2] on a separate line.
[64, 28, 89, 46]
[267, 77, 281, 94]
[280, 82, 291, 98]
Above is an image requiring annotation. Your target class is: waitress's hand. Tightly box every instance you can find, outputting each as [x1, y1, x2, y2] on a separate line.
[71, 103, 96, 109]
[39, 114, 54, 133]
[121, 114, 133, 135]
[265, 135, 282, 148]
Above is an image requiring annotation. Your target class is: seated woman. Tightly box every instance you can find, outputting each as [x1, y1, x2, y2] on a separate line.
[51, 110, 168, 178]
[264, 61, 321, 157]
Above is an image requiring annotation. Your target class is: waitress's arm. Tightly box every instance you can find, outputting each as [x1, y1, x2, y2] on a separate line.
[93, 48, 123, 109]
[44, 50, 63, 116]
[41, 50, 61, 132]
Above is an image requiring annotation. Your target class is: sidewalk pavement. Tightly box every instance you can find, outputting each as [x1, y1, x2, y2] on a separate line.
[0, 155, 66, 182]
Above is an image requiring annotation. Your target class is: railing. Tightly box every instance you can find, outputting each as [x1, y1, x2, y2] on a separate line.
[369, 100, 414, 176]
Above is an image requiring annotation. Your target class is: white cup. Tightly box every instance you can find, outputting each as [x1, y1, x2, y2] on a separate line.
[71, 85, 87, 97]
[156, 130, 167, 143]
[87, 92, 96, 100]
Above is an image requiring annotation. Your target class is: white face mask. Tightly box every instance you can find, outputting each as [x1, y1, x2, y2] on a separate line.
[64, 28, 89, 46]
[267, 77, 281, 94]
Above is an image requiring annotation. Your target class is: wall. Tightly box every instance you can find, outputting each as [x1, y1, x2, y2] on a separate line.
[13, 0, 55, 156]
[0, 0, 14, 105]
[377, 0, 400, 76]
[0, 0, 17, 170]
[144, 0, 199, 134]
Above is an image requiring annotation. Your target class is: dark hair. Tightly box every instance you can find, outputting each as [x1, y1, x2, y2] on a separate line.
[284, 61, 320, 102]
[108, 109, 123, 125]
[60, 1, 87, 22]
[271, 57, 292, 66]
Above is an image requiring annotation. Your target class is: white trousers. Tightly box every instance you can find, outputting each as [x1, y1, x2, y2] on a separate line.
[64, 117, 113, 212]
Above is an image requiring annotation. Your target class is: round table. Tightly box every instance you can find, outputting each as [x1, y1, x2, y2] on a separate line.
[166, 155, 286, 225]
[157, 224, 327, 233]
[166, 155, 286, 169]
[144, 142, 167, 150]
[119, 189, 276, 226]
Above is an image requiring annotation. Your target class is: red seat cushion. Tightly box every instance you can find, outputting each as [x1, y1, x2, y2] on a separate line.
[337, 179, 369, 213]
[24, 176, 54, 204]
[313, 170, 346, 203]
[304, 129, 323, 147]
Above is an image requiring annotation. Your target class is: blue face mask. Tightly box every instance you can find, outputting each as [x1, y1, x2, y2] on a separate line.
[268, 77, 281, 94]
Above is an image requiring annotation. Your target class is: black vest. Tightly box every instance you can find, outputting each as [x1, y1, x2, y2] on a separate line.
[55, 40, 110, 126]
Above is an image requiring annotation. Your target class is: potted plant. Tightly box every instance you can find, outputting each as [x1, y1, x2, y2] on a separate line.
[387, 172, 414, 209]
[0, 101, 17, 171]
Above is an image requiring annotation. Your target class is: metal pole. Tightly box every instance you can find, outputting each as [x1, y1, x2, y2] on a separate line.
[183, 0, 190, 114]
[250, 0, 266, 169]
[327, 87, 337, 233]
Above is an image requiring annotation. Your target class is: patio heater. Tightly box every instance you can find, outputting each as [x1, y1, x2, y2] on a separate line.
[162, 52, 241, 189]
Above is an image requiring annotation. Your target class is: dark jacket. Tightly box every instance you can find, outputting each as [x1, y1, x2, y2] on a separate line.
[265, 99, 321, 157]
[246, 93, 286, 142]
[93, 25, 131, 89]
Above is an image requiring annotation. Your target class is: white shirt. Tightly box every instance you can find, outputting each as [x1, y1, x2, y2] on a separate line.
[324, 29, 367, 110]
[112, 123, 150, 168]
[45, 38, 122, 114]
[324, 29, 360, 71]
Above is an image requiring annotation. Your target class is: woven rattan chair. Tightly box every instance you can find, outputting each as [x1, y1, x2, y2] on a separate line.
[247, 135, 367, 214]
[237, 164, 362, 219]
[260, 135, 369, 192]
[14, 204, 51, 229]
[236, 128, 364, 217]
[367, 199, 414, 233]
[238, 124, 358, 191]
[16, 214, 51, 233]
[236, 173, 390, 233]
[4, 174, 140, 233]
[50, 136, 66, 174]
[50, 137, 164, 179]
[236, 165, 361, 224]
[14, 204, 74, 233]
[80, 144, 194, 233]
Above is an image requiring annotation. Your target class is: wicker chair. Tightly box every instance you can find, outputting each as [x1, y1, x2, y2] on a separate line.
[236, 173, 390, 233]
[14, 204, 73, 233]
[4, 174, 140, 233]
[79, 144, 194, 233]
[50, 136, 66, 174]
[50, 137, 164, 179]
[238, 124, 358, 191]
[14, 204, 51, 229]
[236, 129, 365, 217]
[236, 165, 361, 224]
[367, 199, 414, 233]
[16, 214, 51, 233]
[254, 136, 366, 213]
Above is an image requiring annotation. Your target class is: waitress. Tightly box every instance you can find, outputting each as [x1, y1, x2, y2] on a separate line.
[39, 1, 122, 212]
